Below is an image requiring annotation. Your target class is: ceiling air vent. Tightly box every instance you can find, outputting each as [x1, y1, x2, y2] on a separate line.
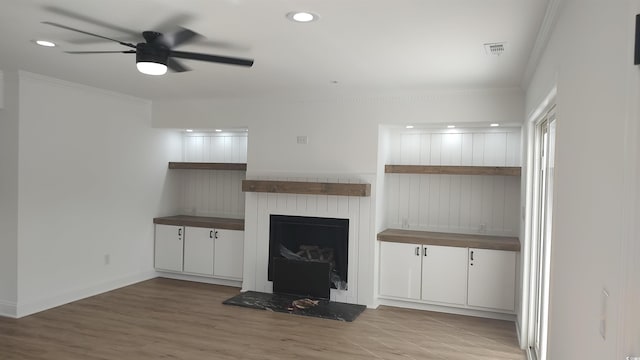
[484, 42, 506, 56]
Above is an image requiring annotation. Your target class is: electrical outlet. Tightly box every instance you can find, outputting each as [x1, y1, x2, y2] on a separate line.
[296, 135, 308, 145]
[104, 254, 110, 266]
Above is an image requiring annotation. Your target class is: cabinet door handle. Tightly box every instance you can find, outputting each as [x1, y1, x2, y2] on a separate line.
[424, 247, 427, 256]
[470, 250, 474, 261]
[178, 228, 182, 236]
[210, 230, 213, 239]
[415, 246, 420, 256]
[215, 230, 219, 239]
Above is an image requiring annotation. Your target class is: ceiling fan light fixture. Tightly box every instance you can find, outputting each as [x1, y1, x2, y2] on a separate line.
[136, 43, 169, 75]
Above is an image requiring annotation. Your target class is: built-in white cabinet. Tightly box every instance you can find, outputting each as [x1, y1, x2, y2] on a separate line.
[421, 245, 468, 305]
[379, 242, 422, 299]
[379, 240, 517, 313]
[213, 229, 244, 280]
[183, 227, 215, 276]
[379, 242, 468, 306]
[155, 223, 244, 281]
[155, 224, 184, 272]
[467, 248, 516, 312]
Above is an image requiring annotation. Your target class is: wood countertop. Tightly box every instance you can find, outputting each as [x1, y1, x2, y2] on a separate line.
[377, 228, 520, 252]
[153, 215, 245, 231]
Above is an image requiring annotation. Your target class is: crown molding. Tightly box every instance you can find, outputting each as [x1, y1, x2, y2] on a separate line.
[521, 0, 565, 88]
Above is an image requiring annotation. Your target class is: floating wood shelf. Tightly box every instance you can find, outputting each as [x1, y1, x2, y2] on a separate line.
[385, 165, 521, 176]
[153, 215, 245, 231]
[242, 180, 371, 197]
[377, 228, 520, 252]
[168, 162, 247, 171]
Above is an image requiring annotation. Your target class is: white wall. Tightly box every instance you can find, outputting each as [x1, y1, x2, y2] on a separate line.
[14, 72, 182, 317]
[525, 0, 637, 358]
[0, 70, 19, 317]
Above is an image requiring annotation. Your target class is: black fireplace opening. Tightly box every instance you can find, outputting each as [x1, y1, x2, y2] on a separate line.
[269, 215, 349, 291]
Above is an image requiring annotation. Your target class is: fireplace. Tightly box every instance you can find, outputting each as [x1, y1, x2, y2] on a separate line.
[269, 215, 349, 291]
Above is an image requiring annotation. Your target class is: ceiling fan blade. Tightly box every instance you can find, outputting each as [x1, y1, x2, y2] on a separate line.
[42, 21, 137, 49]
[42, 6, 139, 38]
[64, 50, 136, 54]
[169, 50, 254, 67]
[167, 58, 191, 72]
[162, 27, 201, 48]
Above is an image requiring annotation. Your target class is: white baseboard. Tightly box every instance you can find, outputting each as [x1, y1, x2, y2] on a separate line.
[157, 272, 242, 288]
[378, 297, 517, 322]
[0, 299, 17, 318]
[15, 271, 157, 318]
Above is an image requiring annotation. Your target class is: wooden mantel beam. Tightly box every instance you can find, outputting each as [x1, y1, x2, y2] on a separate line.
[242, 180, 371, 197]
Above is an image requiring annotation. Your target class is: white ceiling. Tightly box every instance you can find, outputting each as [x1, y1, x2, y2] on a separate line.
[0, 0, 549, 100]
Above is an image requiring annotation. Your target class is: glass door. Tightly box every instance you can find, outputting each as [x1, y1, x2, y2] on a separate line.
[530, 109, 556, 360]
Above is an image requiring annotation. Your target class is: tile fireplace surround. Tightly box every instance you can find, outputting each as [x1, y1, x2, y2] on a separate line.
[241, 175, 376, 307]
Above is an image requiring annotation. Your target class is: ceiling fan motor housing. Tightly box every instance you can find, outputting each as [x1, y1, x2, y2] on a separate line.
[136, 43, 169, 65]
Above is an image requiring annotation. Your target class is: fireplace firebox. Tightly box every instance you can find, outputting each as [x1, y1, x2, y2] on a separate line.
[269, 215, 349, 290]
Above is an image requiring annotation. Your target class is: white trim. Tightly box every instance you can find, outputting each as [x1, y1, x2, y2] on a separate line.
[0, 299, 17, 318]
[617, 4, 640, 357]
[522, 0, 565, 87]
[519, 88, 557, 351]
[0, 70, 4, 109]
[156, 272, 242, 288]
[378, 297, 517, 321]
[15, 271, 156, 318]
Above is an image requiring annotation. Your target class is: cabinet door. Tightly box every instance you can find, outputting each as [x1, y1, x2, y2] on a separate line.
[467, 248, 516, 311]
[421, 245, 468, 305]
[155, 224, 184, 272]
[183, 227, 215, 276]
[214, 229, 244, 279]
[379, 242, 422, 300]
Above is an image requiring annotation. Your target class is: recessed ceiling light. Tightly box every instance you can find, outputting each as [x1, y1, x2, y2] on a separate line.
[406, 125, 414, 129]
[215, 129, 222, 132]
[490, 123, 500, 127]
[286, 11, 319, 23]
[35, 40, 56, 47]
[447, 125, 456, 129]
[185, 129, 193, 132]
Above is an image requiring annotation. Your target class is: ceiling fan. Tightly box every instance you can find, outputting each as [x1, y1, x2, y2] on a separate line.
[42, 21, 254, 75]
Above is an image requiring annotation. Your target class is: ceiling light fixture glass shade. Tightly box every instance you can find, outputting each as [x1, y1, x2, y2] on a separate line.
[136, 62, 167, 75]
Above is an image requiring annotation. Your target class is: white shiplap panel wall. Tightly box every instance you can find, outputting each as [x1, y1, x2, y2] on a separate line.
[178, 132, 248, 218]
[177, 170, 246, 219]
[242, 175, 374, 306]
[184, 133, 248, 163]
[387, 128, 521, 236]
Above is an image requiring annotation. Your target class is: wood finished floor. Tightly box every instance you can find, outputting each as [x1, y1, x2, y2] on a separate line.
[0, 278, 525, 359]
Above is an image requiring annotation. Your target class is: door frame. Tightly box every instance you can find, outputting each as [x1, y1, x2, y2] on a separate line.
[520, 87, 557, 359]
